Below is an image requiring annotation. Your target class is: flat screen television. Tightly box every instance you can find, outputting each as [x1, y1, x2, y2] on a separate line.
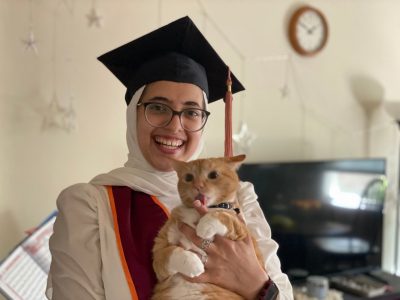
[238, 158, 387, 280]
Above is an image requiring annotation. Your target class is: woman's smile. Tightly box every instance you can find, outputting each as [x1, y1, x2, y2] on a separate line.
[137, 81, 204, 171]
[153, 135, 186, 154]
[154, 136, 185, 149]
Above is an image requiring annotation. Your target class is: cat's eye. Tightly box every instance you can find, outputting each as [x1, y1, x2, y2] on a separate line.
[208, 171, 218, 179]
[184, 173, 194, 182]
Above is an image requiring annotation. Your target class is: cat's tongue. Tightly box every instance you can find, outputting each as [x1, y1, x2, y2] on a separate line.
[195, 193, 206, 206]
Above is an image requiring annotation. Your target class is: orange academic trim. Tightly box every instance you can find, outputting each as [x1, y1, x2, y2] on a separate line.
[150, 195, 170, 218]
[107, 186, 139, 300]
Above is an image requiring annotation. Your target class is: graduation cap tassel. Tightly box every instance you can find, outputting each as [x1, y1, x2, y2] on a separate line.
[224, 67, 233, 157]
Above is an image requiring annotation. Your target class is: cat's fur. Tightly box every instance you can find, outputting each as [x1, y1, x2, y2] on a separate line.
[151, 155, 265, 300]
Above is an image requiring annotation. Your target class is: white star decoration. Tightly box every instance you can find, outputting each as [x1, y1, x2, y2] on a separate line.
[86, 7, 102, 28]
[63, 98, 78, 132]
[280, 84, 289, 99]
[21, 30, 38, 54]
[42, 94, 65, 130]
[233, 121, 257, 154]
[42, 94, 78, 132]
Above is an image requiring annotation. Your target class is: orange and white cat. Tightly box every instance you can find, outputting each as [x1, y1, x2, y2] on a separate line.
[151, 155, 264, 300]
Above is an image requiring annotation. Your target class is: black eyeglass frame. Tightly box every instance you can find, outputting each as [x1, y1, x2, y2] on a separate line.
[137, 101, 211, 132]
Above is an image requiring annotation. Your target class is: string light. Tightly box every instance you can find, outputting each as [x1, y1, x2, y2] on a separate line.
[59, 0, 74, 14]
[21, 0, 38, 54]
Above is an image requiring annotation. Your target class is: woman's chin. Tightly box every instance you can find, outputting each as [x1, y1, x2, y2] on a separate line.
[149, 158, 175, 172]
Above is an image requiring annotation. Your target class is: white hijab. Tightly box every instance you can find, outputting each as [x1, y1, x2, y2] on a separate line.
[90, 85, 206, 211]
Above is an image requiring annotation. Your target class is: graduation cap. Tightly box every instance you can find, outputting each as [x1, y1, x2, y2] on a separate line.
[98, 16, 244, 156]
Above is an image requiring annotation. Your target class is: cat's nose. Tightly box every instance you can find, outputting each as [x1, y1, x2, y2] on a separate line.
[193, 180, 204, 190]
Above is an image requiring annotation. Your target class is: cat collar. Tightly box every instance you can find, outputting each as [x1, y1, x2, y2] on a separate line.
[208, 202, 240, 214]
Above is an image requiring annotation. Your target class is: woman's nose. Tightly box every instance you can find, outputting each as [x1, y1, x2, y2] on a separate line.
[166, 114, 183, 131]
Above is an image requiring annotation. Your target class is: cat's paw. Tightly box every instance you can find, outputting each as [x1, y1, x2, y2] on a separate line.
[168, 249, 204, 278]
[196, 214, 228, 240]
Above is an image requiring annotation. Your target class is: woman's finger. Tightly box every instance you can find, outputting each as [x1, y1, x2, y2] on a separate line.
[178, 222, 203, 245]
[179, 222, 216, 256]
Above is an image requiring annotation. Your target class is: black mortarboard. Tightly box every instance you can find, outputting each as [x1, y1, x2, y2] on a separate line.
[97, 16, 245, 105]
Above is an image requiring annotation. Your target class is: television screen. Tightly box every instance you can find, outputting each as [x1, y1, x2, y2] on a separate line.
[238, 158, 387, 280]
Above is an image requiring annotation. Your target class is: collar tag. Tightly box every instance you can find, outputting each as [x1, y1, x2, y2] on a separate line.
[208, 202, 240, 214]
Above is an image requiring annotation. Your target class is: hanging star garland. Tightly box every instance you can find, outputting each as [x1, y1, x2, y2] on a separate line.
[41, 93, 78, 132]
[233, 121, 257, 154]
[21, 29, 38, 54]
[22, 0, 38, 54]
[86, 7, 102, 28]
[62, 96, 78, 132]
[280, 84, 289, 99]
[59, 0, 74, 14]
[280, 55, 291, 99]
[42, 94, 65, 130]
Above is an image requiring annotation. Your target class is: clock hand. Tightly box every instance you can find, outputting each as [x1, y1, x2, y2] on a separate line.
[299, 21, 318, 35]
[309, 24, 320, 33]
[299, 21, 310, 32]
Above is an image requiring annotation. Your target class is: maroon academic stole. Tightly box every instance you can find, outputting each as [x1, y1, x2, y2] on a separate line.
[106, 186, 169, 300]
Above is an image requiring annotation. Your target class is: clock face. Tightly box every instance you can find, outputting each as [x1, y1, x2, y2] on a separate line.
[289, 6, 328, 56]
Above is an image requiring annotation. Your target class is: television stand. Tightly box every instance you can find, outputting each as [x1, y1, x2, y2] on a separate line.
[292, 270, 400, 300]
[330, 270, 400, 300]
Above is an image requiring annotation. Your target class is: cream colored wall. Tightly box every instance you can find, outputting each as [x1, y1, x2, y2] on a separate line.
[2, 0, 400, 278]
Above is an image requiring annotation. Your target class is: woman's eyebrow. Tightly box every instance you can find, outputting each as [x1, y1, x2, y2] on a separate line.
[144, 97, 201, 108]
[144, 96, 170, 102]
[183, 101, 201, 108]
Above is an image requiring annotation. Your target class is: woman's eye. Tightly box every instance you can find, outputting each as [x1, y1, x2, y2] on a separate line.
[208, 171, 218, 179]
[184, 109, 201, 119]
[148, 103, 167, 113]
[185, 173, 194, 182]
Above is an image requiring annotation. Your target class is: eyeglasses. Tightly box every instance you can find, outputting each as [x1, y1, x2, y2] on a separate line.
[137, 102, 211, 132]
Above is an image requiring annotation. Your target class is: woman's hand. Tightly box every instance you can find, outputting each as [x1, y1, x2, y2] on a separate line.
[179, 200, 269, 300]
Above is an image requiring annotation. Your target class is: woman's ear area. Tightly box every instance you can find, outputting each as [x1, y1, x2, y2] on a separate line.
[138, 84, 152, 102]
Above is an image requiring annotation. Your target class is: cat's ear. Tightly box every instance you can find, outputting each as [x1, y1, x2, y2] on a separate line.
[226, 154, 246, 170]
[168, 158, 186, 172]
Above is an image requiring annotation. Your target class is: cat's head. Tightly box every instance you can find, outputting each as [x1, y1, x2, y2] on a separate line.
[170, 155, 246, 208]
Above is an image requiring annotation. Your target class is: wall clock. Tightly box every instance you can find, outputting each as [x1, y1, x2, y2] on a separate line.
[288, 6, 329, 56]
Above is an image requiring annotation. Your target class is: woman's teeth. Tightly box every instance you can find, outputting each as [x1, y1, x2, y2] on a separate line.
[155, 137, 184, 148]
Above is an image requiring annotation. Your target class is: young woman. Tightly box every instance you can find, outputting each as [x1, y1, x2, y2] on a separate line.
[46, 16, 293, 300]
